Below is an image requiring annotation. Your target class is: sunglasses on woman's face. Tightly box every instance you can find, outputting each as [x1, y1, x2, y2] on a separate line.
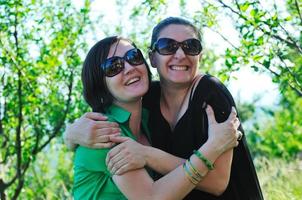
[101, 48, 145, 77]
[152, 38, 202, 56]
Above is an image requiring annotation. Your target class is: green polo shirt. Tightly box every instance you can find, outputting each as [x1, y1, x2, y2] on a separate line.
[73, 104, 151, 200]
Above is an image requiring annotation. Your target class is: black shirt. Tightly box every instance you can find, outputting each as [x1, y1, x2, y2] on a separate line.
[143, 75, 263, 200]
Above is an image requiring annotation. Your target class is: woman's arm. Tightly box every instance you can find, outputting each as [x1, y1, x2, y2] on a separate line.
[113, 128, 238, 200]
[146, 104, 240, 196]
[63, 112, 121, 150]
[133, 145, 232, 196]
[107, 106, 240, 196]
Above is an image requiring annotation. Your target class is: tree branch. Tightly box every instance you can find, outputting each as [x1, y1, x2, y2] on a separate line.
[216, 0, 302, 54]
[0, 140, 9, 163]
[277, 54, 302, 89]
[288, 83, 302, 97]
[0, 39, 41, 103]
[262, 61, 302, 97]
[11, 179, 24, 200]
[12, 5, 24, 199]
[38, 68, 74, 151]
[0, 179, 7, 200]
[268, 0, 302, 52]
[32, 120, 43, 155]
[204, 1, 302, 96]
[210, 21, 302, 96]
[2, 173, 18, 192]
[0, 117, 3, 136]
[294, 0, 302, 25]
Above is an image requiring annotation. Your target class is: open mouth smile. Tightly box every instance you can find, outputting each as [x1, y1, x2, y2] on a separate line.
[169, 65, 189, 71]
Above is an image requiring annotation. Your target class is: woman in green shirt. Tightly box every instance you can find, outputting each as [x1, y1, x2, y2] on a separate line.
[73, 36, 240, 200]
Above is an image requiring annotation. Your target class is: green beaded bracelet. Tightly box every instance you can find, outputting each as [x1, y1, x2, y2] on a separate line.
[193, 150, 214, 170]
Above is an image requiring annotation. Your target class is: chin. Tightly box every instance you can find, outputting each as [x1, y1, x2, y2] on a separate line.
[170, 77, 192, 84]
[135, 88, 148, 98]
[127, 88, 148, 100]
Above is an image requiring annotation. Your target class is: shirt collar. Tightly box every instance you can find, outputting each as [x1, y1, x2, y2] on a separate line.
[106, 104, 151, 143]
[106, 104, 131, 123]
[105, 104, 149, 125]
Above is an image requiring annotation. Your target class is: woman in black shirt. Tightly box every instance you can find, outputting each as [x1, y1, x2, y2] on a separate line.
[65, 17, 263, 200]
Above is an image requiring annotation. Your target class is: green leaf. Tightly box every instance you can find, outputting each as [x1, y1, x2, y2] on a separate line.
[263, 59, 271, 68]
[240, 2, 250, 12]
[251, 65, 259, 71]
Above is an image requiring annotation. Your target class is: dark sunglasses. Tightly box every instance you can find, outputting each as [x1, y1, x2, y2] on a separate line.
[152, 38, 202, 56]
[101, 48, 145, 77]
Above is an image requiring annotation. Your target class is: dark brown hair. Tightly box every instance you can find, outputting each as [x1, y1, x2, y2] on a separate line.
[150, 17, 202, 49]
[82, 36, 152, 112]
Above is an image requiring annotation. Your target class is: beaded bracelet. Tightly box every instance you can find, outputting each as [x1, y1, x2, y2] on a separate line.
[193, 150, 214, 170]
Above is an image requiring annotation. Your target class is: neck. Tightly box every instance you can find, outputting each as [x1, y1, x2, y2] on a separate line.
[159, 82, 192, 130]
[161, 85, 190, 107]
[115, 100, 142, 137]
[160, 76, 194, 107]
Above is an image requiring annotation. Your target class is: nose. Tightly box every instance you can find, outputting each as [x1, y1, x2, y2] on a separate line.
[123, 61, 136, 75]
[173, 46, 186, 60]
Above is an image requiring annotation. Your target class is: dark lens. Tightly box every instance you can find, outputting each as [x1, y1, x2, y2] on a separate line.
[126, 49, 144, 65]
[183, 39, 202, 55]
[103, 57, 124, 77]
[155, 38, 178, 55]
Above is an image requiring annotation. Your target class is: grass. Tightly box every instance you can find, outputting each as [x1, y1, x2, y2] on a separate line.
[255, 157, 302, 200]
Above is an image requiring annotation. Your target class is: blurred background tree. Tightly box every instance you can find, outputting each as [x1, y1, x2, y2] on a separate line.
[0, 0, 301, 199]
[196, 0, 302, 159]
[0, 0, 90, 199]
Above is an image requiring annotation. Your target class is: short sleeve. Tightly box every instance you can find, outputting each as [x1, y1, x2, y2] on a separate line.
[74, 146, 111, 174]
[73, 147, 121, 200]
[205, 75, 235, 123]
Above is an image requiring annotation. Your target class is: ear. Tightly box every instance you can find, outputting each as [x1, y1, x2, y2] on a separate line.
[148, 50, 157, 68]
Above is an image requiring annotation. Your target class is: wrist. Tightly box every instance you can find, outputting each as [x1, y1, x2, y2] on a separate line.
[63, 125, 78, 150]
[201, 141, 222, 162]
[144, 146, 154, 167]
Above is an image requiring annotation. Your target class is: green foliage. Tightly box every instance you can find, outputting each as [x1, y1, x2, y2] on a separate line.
[199, 0, 302, 97]
[255, 157, 302, 200]
[128, 0, 168, 50]
[0, 0, 301, 199]
[0, 0, 90, 198]
[247, 91, 302, 158]
[190, 0, 302, 160]
[236, 101, 256, 123]
[20, 139, 73, 199]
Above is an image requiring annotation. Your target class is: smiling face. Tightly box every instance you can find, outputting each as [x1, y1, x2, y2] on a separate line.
[151, 24, 201, 87]
[105, 39, 149, 107]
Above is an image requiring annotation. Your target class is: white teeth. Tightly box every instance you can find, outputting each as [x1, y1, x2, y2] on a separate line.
[126, 77, 140, 85]
[170, 66, 188, 71]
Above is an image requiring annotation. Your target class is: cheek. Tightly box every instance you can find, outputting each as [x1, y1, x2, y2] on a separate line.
[139, 65, 149, 84]
[191, 56, 200, 67]
[150, 55, 158, 68]
[105, 78, 117, 96]
[151, 54, 166, 68]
